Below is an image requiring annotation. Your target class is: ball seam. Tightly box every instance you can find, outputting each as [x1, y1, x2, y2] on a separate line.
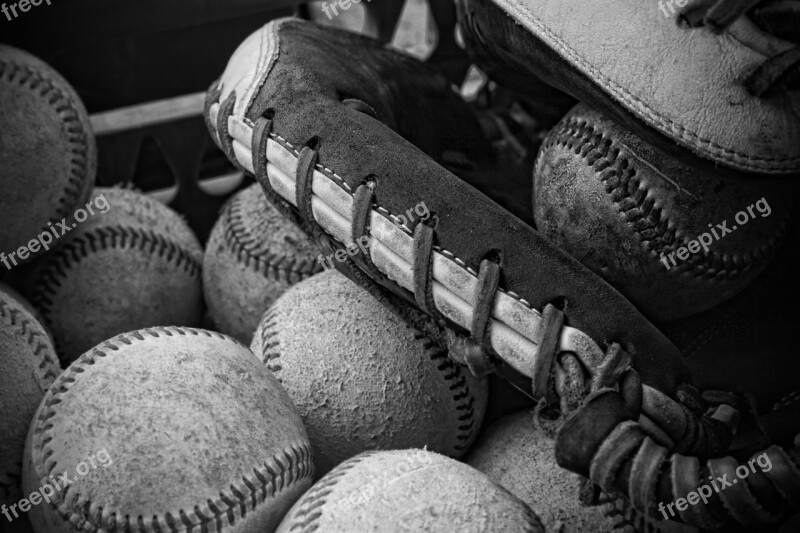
[0, 297, 59, 499]
[28, 225, 202, 353]
[256, 310, 478, 455]
[0, 56, 91, 223]
[268, 130, 545, 312]
[256, 308, 283, 375]
[283, 452, 379, 532]
[223, 192, 322, 283]
[28, 326, 315, 533]
[412, 329, 478, 454]
[541, 116, 788, 280]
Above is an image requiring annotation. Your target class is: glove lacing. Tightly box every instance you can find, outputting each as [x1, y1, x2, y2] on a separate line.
[680, 0, 800, 97]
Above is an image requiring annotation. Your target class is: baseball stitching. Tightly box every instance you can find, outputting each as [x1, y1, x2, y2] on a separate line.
[283, 451, 378, 532]
[214, 116, 583, 382]
[284, 450, 542, 533]
[223, 192, 321, 284]
[412, 329, 478, 453]
[541, 116, 788, 280]
[209, 84, 636, 393]
[0, 56, 91, 223]
[28, 225, 201, 351]
[256, 308, 283, 375]
[28, 326, 314, 533]
[0, 296, 60, 501]
[261, 129, 541, 310]
[256, 311, 478, 454]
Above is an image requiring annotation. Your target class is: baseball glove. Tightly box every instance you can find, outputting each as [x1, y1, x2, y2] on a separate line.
[204, 18, 800, 531]
[456, 0, 800, 177]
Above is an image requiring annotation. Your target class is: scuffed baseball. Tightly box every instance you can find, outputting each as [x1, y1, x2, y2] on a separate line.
[467, 410, 621, 532]
[533, 103, 792, 321]
[0, 285, 60, 517]
[203, 183, 321, 343]
[276, 449, 544, 532]
[19, 187, 204, 365]
[22, 327, 313, 533]
[0, 45, 95, 264]
[251, 270, 489, 476]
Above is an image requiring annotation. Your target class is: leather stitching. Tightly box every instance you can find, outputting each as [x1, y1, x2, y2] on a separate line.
[0, 296, 60, 500]
[255, 309, 479, 454]
[412, 330, 478, 453]
[265, 131, 550, 311]
[0, 57, 91, 222]
[498, 0, 800, 171]
[256, 308, 284, 376]
[28, 327, 315, 532]
[543, 116, 788, 280]
[222, 193, 322, 283]
[28, 225, 202, 355]
[282, 452, 378, 532]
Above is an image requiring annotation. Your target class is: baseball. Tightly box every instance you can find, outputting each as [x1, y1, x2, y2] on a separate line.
[0, 284, 60, 523]
[467, 410, 621, 532]
[22, 327, 313, 533]
[251, 269, 489, 476]
[203, 183, 322, 343]
[0, 45, 95, 266]
[18, 187, 204, 365]
[533, 103, 793, 321]
[276, 449, 543, 532]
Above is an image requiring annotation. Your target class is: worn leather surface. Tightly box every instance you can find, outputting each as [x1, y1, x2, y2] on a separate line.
[203, 183, 322, 343]
[534, 102, 795, 321]
[0, 46, 95, 261]
[212, 19, 690, 395]
[22, 328, 312, 533]
[0, 287, 60, 515]
[276, 449, 544, 532]
[460, 0, 800, 176]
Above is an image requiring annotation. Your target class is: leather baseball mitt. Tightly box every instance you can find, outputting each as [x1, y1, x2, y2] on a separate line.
[205, 18, 799, 531]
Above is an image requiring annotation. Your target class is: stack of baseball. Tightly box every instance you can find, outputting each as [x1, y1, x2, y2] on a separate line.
[4, 1, 800, 529]
[0, 45, 567, 533]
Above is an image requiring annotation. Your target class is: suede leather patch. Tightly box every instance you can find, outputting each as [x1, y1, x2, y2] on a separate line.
[221, 18, 691, 395]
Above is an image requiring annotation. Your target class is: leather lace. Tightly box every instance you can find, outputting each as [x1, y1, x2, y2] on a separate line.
[681, 0, 800, 97]
[228, 99, 800, 532]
